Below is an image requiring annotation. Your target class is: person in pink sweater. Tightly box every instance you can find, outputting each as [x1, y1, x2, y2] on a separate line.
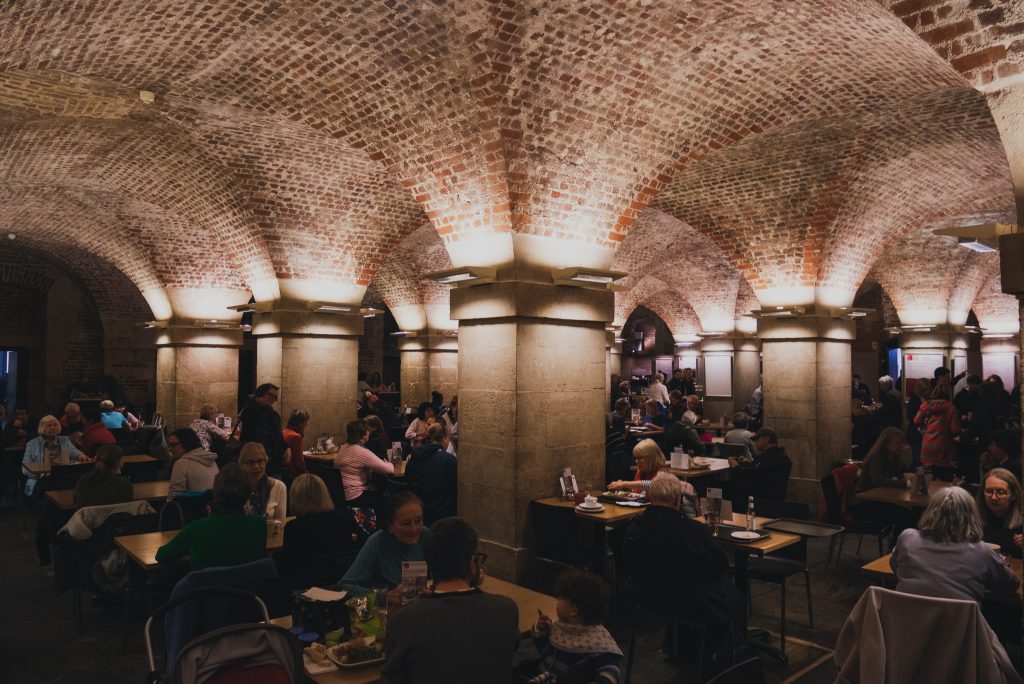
[334, 419, 394, 509]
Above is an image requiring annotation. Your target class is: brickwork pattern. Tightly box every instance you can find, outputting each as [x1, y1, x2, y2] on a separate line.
[882, 0, 1024, 88]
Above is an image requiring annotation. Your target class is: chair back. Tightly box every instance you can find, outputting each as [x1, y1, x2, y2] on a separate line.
[49, 463, 91, 490]
[717, 443, 750, 459]
[123, 458, 165, 483]
[305, 461, 347, 509]
[168, 623, 302, 684]
[159, 501, 185, 531]
[705, 657, 765, 684]
[819, 473, 843, 525]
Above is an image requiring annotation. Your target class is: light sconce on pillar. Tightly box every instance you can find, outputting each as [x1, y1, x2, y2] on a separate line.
[551, 267, 628, 290]
[425, 266, 497, 287]
[749, 306, 806, 319]
[138, 320, 170, 330]
[933, 223, 1017, 253]
[361, 307, 383, 318]
[307, 302, 354, 314]
[390, 330, 417, 337]
[195, 319, 236, 329]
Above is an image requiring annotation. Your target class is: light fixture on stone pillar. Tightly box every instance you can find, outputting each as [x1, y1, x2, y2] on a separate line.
[390, 330, 417, 337]
[195, 319, 236, 329]
[749, 306, 806, 318]
[227, 303, 257, 313]
[551, 267, 627, 290]
[361, 307, 383, 318]
[307, 302, 353, 314]
[138, 320, 169, 329]
[425, 266, 497, 286]
[933, 222, 1016, 253]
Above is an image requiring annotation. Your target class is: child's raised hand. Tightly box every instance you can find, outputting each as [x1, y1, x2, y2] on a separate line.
[534, 608, 552, 634]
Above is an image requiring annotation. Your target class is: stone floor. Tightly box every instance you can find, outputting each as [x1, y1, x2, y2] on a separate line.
[0, 506, 900, 684]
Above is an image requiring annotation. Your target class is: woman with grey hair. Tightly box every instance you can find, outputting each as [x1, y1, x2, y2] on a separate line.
[190, 403, 232, 451]
[890, 486, 1018, 603]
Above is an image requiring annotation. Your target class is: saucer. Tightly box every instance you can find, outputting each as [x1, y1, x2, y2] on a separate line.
[575, 504, 605, 513]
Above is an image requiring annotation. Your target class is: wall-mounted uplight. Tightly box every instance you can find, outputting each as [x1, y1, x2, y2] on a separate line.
[195, 319, 235, 329]
[982, 332, 1016, 339]
[751, 306, 806, 319]
[933, 223, 1016, 253]
[957, 237, 997, 253]
[614, 337, 626, 343]
[551, 267, 627, 290]
[227, 303, 257, 313]
[697, 331, 726, 338]
[138, 320, 169, 329]
[390, 330, 416, 337]
[361, 307, 383, 318]
[426, 266, 497, 287]
[308, 302, 353, 314]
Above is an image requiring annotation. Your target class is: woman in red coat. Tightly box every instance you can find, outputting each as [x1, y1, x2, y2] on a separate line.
[915, 383, 961, 480]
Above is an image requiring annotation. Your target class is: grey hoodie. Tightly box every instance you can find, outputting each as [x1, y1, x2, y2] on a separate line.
[168, 448, 219, 498]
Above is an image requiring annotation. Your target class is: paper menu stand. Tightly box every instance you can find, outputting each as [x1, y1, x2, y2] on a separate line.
[670, 449, 683, 469]
[400, 560, 429, 603]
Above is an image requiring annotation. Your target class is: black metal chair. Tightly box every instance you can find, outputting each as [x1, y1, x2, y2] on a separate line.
[820, 471, 890, 565]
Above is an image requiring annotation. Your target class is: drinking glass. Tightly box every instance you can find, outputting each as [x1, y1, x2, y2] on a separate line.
[373, 585, 389, 630]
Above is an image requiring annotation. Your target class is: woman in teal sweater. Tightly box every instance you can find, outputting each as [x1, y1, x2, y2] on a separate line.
[156, 463, 267, 570]
[342, 492, 428, 603]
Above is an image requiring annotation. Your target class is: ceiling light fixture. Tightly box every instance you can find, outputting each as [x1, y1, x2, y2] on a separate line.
[614, 337, 626, 343]
[933, 223, 1016, 253]
[983, 332, 1015, 339]
[360, 307, 383, 318]
[227, 303, 257, 313]
[308, 302, 353, 314]
[751, 306, 806, 319]
[551, 267, 628, 290]
[195, 319, 235, 329]
[390, 330, 415, 337]
[957, 237, 997, 253]
[426, 266, 497, 287]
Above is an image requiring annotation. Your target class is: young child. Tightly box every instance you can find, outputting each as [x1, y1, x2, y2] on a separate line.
[529, 570, 623, 684]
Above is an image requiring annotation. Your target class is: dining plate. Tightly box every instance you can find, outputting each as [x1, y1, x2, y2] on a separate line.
[730, 530, 761, 541]
[575, 504, 605, 513]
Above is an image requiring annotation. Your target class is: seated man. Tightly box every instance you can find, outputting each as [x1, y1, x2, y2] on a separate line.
[59, 402, 84, 436]
[667, 390, 686, 424]
[382, 517, 519, 684]
[99, 399, 129, 430]
[2, 405, 31, 448]
[729, 427, 792, 500]
[665, 411, 705, 455]
[623, 473, 738, 629]
[685, 394, 704, 420]
[79, 405, 117, 458]
[607, 397, 630, 435]
[723, 411, 758, 458]
[982, 430, 1022, 483]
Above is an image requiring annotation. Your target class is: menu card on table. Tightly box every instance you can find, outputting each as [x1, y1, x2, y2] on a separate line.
[400, 561, 429, 603]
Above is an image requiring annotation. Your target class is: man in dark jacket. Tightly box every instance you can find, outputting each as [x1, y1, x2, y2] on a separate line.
[665, 412, 706, 455]
[729, 427, 792, 501]
[405, 423, 457, 525]
[238, 383, 288, 473]
[623, 473, 738, 628]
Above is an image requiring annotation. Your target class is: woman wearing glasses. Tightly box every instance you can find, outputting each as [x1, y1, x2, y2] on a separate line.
[977, 468, 1024, 559]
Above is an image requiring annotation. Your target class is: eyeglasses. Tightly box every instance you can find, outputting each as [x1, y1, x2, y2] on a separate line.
[984, 489, 1012, 499]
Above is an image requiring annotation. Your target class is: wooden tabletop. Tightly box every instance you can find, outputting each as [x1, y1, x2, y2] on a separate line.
[305, 453, 407, 477]
[857, 479, 951, 508]
[669, 457, 732, 479]
[862, 552, 1023, 599]
[25, 453, 157, 476]
[534, 496, 645, 525]
[115, 518, 292, 570]
[698, 513, 802, 555]
[46, 480, 170, 510]
[272, 576, 555, 683]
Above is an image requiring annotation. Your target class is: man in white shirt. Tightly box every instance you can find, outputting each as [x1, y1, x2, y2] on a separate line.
[647, 372, 670, 407]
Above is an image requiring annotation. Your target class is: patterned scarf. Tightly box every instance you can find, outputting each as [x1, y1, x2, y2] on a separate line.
[245, 474, 271, 516]
[548, 621, 622, 656]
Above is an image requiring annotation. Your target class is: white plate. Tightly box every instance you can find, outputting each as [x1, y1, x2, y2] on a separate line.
[730, 530, 761, 540]
[575, 504, 605, 513]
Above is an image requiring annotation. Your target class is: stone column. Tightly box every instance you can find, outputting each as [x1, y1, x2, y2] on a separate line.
[733, 335, 762, 416]
[699, 337, 734, 422]
[253, 309, 361, 442]
[156, 325, 241, 431]
[451, 282, 612, 582]
[399, 333, 459, 409]
[758, 314, 854, 506]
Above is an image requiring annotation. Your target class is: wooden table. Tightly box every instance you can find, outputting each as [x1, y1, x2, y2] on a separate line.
[115, 518, 292, 570]
[272, 576, 556, 683]
[46, 480, 170, 510]
[862, 552, 1023, 600]
[305, 453, 407, 477]
[25, 453, 157, 476]
[857, 479, 950, 508]
[670, 457, 732, 480]
[533, 496, 645, 525]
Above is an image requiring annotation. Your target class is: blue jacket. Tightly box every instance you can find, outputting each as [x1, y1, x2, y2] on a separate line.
[23, 435, 84, 495]
[100, 410, 129, 430]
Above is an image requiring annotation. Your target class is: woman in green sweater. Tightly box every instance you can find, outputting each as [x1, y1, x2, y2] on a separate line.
[156, 463, 267, 570]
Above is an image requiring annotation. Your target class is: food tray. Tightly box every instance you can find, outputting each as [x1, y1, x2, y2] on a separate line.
[711, 523, 771, 543]
[327, 643, 385, 669]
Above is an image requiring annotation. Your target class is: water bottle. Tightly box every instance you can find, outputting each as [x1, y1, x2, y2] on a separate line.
[746, 496, 756, 531]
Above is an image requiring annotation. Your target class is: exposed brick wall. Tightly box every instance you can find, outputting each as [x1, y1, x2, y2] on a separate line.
[882, 0, 1024, 88]
[0, 283, 44, 338]
[972, 268, 1021, 332]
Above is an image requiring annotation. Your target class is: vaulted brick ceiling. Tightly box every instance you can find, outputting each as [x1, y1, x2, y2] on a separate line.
[0, 1, 1018, 328]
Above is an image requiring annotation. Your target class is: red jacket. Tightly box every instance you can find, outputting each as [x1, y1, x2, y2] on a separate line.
[915, 399, 961, 468]
[80, 421, 116, 458]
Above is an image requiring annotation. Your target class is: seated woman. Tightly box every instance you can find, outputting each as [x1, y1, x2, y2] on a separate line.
[74, 445, 133, 508]
[189, 403, 231, 451]
[22, 415, 87, 496]
[607, 439, 698, 517]
[341, 492, 428, 599]
[404, 402, 435, 445]
[156, 463, 268, 570]
[167, 428, 219, 499]
[99, 399, 129, 430]
[640, 399, 667, 430]
[363, 415, 390, 462]
[977, 468, 1024, 560]
[275, 473, 361, 585]
[854, 427, 911, 495]
[238, 442, 287, 522]
[405, 423, 457, 525]
[891, 485, 1018, 603]
[282, 409, 310, 476]
[334, 419, 394, 509]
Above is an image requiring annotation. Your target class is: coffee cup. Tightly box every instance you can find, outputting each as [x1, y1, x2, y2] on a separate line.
[583, 495, 598, 508]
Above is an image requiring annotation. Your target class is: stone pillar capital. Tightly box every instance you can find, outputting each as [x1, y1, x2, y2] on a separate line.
[251, 309, 364, 338]
[154, 323, 243, 348]
[899, 325, 970, 352]
[450, 281, 613, 325]
[757, 314, 855, 343]
[397, 331, 459, 352]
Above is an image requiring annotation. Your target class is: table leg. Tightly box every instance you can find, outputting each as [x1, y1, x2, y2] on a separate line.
[733, 549, 789, 665]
